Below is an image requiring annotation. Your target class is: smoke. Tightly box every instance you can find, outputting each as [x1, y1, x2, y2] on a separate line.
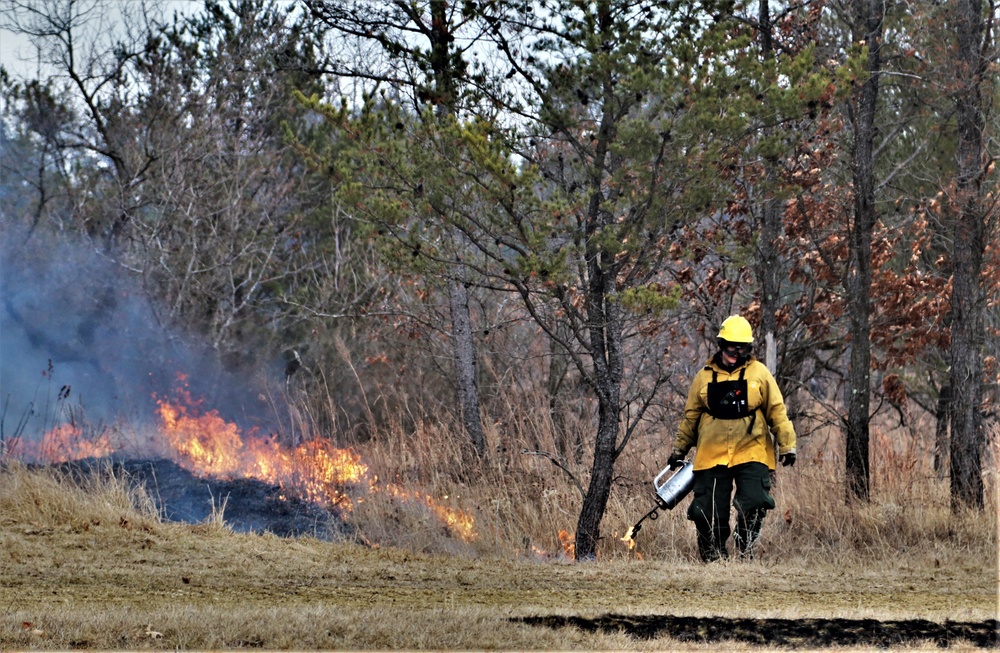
[0, 226, 269, 449]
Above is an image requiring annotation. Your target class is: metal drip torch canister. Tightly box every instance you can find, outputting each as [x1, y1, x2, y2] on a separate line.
[653, 460, 695, 509]
[623, 461, 695, 543]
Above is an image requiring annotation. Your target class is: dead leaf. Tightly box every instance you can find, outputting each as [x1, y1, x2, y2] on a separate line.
[22, 624, 45, 638]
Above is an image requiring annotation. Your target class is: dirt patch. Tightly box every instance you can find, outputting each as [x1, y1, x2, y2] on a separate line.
[515, 615, 999, 648]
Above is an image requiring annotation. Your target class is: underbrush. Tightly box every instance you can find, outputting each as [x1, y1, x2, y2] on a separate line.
[1, 432, 995, 650]
[310, 387, 997, 566]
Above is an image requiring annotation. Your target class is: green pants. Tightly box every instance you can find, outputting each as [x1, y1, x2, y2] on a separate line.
[686, 462, 775, 561]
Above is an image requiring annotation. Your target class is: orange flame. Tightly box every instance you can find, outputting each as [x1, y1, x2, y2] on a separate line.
[558, 529, 575, 559]
[14, 375, 478, 542]
[151, 379, 477, 540]
[619, 527, 642, 559]
[156, 390, 244, 477]
[522, 530, 577, 560]
[379, 483, 478, 541]
[15, 424, 115, 463]
[154, 385, 369, 509]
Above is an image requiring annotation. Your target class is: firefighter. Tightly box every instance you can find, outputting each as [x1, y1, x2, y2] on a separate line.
[667, 315, 796, 562]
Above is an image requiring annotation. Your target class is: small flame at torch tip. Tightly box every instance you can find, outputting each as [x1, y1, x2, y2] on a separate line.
[620, 526, 637, 551]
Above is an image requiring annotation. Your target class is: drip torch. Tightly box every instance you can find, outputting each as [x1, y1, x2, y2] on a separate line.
[623, 460, 695, 542]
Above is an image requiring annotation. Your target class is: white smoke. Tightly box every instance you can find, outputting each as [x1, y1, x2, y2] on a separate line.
[0, 225, 268, 450]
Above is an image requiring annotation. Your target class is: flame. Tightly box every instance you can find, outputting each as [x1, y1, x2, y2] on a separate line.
[621, 526, 637, 549]
[379, 483, 478, 541]
[157, 388, 478, 542]
[557, 529, 575, 558]
[152, 379, 476, 539]
[520, 531, 576, 560]
[619, 527, 642, 559]
[154, 386, 370, 509]
[241, 437, 371, 508]
[15, 424, 115, 463]
[156, 388, 244, 477]
[14, 375, 478, 542]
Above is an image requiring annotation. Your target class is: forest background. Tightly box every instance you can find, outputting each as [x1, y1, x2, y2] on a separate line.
[0, 0, 997, 563]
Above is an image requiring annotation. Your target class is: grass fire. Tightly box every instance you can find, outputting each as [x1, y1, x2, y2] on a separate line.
[8, 374, 478, 544]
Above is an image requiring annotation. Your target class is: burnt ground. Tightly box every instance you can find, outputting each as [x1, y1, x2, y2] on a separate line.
[56, 457, 351, 540]
[515, 614, 999, 648]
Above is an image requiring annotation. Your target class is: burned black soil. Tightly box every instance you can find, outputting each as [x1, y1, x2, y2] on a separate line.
[56, 457, 350, 539]
[516, 614, 999, 648]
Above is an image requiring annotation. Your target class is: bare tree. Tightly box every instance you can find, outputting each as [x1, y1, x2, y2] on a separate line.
[841, 0, 886, 502]
[0, 0, 358, 374]
[0, 0, 163, 243]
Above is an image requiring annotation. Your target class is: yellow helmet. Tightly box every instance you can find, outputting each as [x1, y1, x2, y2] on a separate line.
[717, 315, 754, 343]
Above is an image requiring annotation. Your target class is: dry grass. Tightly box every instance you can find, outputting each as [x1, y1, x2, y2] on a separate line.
[1, 456, 994, 650]
[1, 390, 997, 650]
[343, 401, 998, 568]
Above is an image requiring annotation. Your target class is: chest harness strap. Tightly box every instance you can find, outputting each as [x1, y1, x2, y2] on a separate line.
[705, 366, 761, 434]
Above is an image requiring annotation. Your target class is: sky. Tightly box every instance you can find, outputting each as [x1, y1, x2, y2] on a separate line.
[1, 0, 201, 79]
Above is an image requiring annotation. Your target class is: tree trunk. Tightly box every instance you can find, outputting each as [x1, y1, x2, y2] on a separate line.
[934, 383, 950, 478]
[574, 251, 624, 559]
[448, 273, 487, 457]
[574, 203, 625, 558]
[574, 14, 624, 557]
[428, 0, 486, 458]
[844, 0, 883, 503]
[575, 383, 620, 560]
[948, 0, 987, 512]
[755, 0, 781, 374]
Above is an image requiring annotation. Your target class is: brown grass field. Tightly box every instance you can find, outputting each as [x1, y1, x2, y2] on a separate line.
[1, 408, 998, 651]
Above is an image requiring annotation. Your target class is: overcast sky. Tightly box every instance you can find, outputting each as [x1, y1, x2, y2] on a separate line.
[1, 0, 201, 79]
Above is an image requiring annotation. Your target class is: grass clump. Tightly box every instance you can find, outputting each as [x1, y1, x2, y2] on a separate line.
[0, 460, 161, 535]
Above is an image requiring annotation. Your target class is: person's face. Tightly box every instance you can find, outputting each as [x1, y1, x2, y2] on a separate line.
[720, 341, 751, 366]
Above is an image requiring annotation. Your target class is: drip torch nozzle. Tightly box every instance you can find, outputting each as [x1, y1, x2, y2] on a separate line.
[626, 503, 661, 542]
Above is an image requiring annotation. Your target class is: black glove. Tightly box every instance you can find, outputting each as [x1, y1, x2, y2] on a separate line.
[780, 452, 796, 467]
[666, 449, 686, 469]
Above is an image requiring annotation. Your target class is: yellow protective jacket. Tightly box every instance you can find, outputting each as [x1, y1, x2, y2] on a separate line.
[672, 355, 796, 471]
